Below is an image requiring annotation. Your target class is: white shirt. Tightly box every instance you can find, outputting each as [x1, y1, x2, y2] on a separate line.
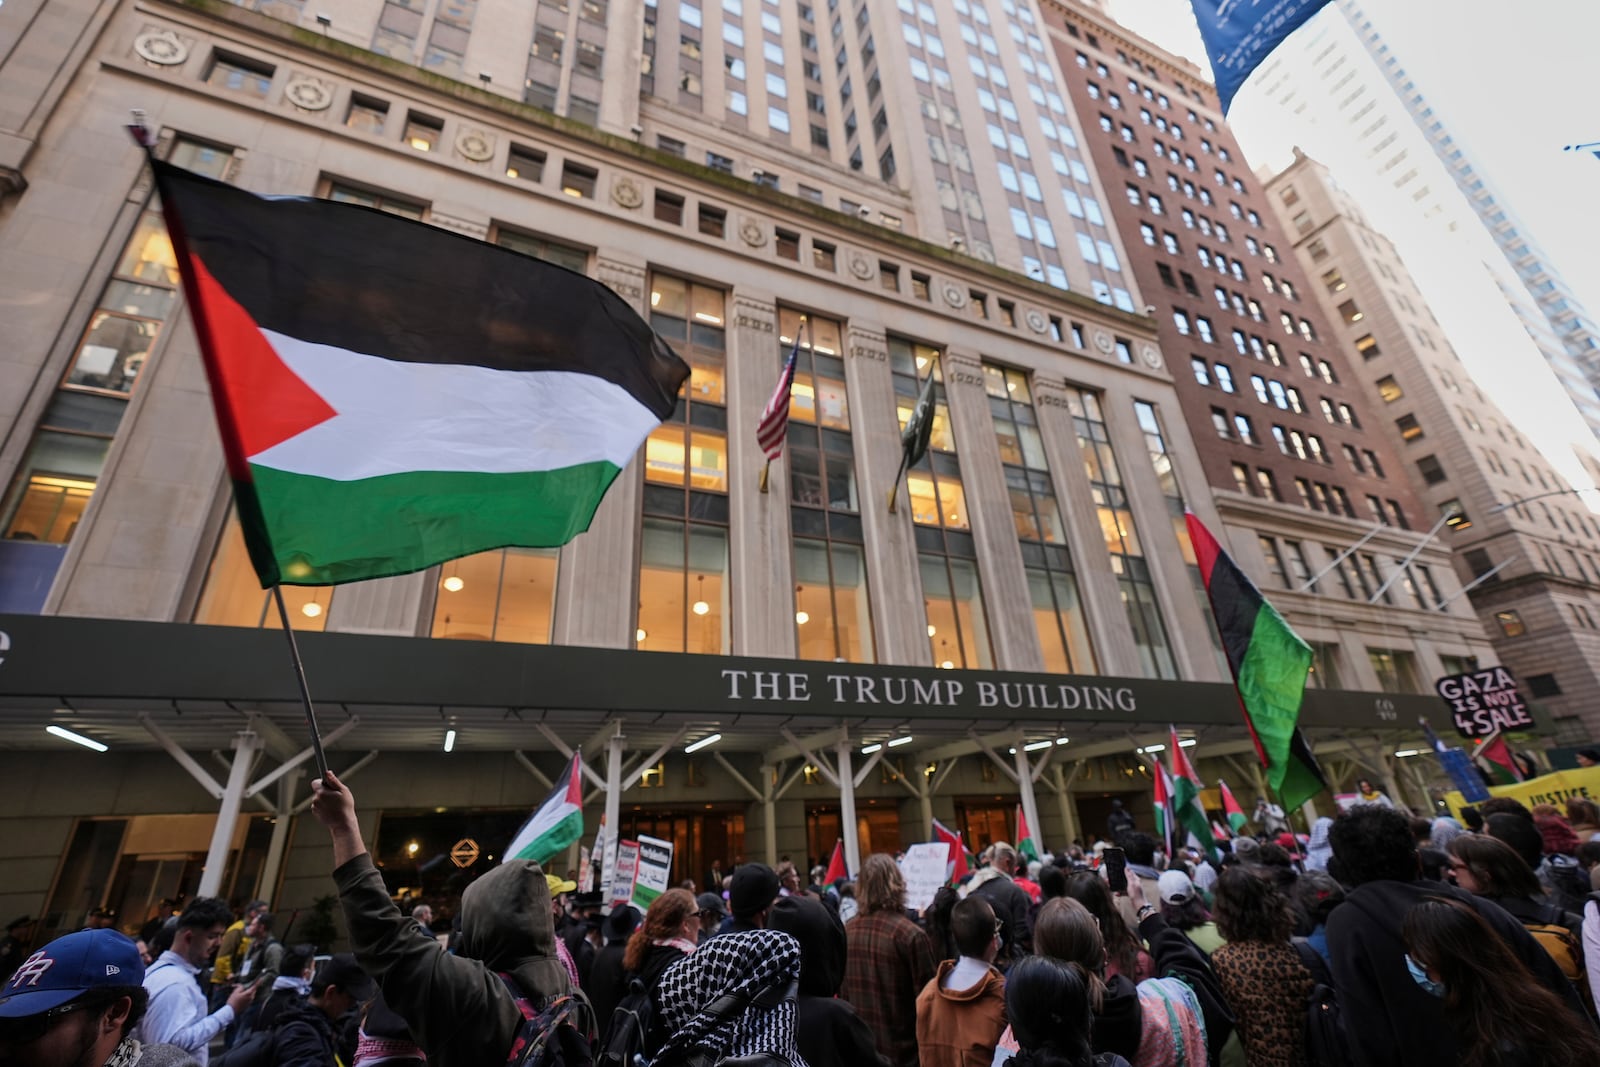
[138, 950, 233, 1066]
[943, 955, 992, 992]
[1583, 900, 1600, 1014]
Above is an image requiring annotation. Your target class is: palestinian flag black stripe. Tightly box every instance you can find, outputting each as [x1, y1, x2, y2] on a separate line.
[151, 160, 690, 587]
[1186, 512, 1330, 811]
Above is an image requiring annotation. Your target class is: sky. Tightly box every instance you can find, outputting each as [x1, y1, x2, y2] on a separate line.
[1106, 0, 1600, 489]
[1106, 0, 1600, 324]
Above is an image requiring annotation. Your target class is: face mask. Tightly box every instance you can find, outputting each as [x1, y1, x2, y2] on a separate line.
[1404, 953, 1445, 998]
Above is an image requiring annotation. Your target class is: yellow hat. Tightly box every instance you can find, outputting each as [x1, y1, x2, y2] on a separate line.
[545, 874, 577, 896]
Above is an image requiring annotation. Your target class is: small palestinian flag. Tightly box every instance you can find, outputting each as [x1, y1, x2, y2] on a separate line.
[932, 817, 970, 883]
[1219, 777, 1249, 834]
[1169, 727, 1216, 860]
[506, 752, 585, 866]
[1016, 804, 1041, 863]
[824, 839, 849, 884]
[1186, 512, 1329, 811]
[149, 159, 689, 586]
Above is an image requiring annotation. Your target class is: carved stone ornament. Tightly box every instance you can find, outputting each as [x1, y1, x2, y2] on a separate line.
[739, 216, 767, 247]
[454, 128, 495, 163]
[134, 30, 188, 66]
[847, 252, 874, 281]
[1024, 309, 1048, 334]
[597, 262, 645, 303]
[1092, 329, 1115, 355]
[284, 77, 333, 112]
[610, 175, 643, 208]
[1140, 343, 1162, 369]
[941, 282, 967, 309]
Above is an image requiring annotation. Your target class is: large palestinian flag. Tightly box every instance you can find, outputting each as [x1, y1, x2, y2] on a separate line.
[151, 159, 689, 586]
[1185, 512, 1329, 811]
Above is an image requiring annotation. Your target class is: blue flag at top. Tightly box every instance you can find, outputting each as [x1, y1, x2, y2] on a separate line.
[1189, 0, 1332, 112]
[1420, 717, 1491, 803]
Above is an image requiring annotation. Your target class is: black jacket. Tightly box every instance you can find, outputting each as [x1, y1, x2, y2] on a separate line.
[1325, 878, 1582, 1067]
[269, 995, 339, 1067]
[586, 942, 629, 1036]
[965, 870, 1033, 964]
[766, 895, 886, 1067]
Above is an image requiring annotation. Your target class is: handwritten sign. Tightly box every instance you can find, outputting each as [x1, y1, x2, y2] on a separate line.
[900, 843, 950, 912]
[612, 840, 640, 906]
[1435, 667, 1535, 738]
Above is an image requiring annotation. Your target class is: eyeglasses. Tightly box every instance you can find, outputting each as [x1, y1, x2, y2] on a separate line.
[0, 1001, 92, 1047]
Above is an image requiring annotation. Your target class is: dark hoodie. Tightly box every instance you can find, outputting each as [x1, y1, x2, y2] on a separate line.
[335, 853, 576, 1067]
[1325, 878, 1582, 1067]
[767, 895, 886, 1067]
[269, 995, 339, 1067]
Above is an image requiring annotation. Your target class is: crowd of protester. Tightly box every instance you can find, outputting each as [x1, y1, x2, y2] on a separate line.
[5, 767, 1600, 1067]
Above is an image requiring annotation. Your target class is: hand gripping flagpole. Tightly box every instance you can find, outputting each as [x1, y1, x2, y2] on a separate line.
[127, 114, 333, 784]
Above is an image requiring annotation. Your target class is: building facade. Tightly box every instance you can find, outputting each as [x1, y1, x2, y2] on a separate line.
[0, 0, 1499, 943]
[1246, 0, 1600, 454]
[1042, 0, 1493, 701]
[1265, 151, 1600, 743]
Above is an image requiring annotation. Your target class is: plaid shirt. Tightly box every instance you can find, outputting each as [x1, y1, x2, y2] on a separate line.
[842, 909, 936, 1067]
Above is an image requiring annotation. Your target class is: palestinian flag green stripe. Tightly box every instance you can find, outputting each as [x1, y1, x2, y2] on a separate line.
[252, 462, 621, 585]
[1186, 512, 1329, 811]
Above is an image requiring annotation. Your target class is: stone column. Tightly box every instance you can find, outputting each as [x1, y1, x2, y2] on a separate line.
[326, 575, 428, 636]
[1029, 378, 1140, 675]
[940, 349, 1042, 671]
[842, 324, 926, 666]
[726, 292, 794, 658]
[551, 257, 647, 649]
[199, 731, 263, 899]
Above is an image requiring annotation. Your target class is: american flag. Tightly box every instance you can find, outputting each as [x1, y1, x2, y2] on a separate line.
[756, 326, 803, 461]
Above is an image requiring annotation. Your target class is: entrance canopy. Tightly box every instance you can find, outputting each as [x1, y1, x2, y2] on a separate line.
[0, 613, 1480, 759]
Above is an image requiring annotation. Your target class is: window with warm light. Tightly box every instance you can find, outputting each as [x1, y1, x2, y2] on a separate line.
[403, 112, 443, 152]
[1135, 400, 1226, 675]
[0, 139, 232, 550]
[560, 162, 598, 199]
[194, 509, 333, 631]
[983, 363, 1093, 674]
[431, 548, 558, 643]
[784, 309, 871, 662]
[1069, 391, 1176, 679]
[639, 272, 729, 654]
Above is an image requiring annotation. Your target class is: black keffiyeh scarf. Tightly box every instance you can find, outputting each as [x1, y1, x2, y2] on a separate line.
[652, 930, 808, 1067]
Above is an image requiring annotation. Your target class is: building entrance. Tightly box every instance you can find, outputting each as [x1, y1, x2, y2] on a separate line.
[804, 802, 902, 870]
[617, 805, 746, 893]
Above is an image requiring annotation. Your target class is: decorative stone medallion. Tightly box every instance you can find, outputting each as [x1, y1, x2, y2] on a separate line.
[1024, 309, 1048, 334]
[454, 128, 495, 162]
[1140, 343, 1162, 369]
[610, 175, 643, 208]
[738, 216, 767, 247]
[847, 252, 874, 280]
[1092, 329, 1115, 355]
[284, 77, 333, 112]
[941, 282, 967, 309]
[134, 30, 188, 66]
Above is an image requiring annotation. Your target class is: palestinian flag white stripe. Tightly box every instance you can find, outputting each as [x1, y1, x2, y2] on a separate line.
[253, 332, 660, 480]
[506, 752, 586, 867]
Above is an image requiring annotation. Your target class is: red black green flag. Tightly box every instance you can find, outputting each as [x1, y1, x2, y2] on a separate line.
[1185, 512, 1329, 810]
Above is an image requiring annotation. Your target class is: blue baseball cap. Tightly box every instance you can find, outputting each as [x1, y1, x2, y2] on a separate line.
[0, 930, 145, 1018]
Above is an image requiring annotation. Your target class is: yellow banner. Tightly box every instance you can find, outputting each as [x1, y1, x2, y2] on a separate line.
[1442, 765, 1600, 821]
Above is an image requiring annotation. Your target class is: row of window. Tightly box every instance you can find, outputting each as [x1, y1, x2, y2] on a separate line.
[1256, 533, 1443, 611]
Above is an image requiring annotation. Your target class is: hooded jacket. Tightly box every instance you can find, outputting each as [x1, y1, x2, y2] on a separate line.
[269, 995, 339, 1067]
[1325, 878, 1582, 1067]
[962, 867, 1033, 963]
[335, 852, 576, 1067]
[915, 959, 1007, 1067]
[767, 895, 886, 1067]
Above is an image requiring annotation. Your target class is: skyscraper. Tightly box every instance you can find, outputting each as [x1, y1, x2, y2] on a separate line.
[1247, 0, 1600, 455]
[1267, 151, 1600, 741]
[1044, 0, 1491, 698]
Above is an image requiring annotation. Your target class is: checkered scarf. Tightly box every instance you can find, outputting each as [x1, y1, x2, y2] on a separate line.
[652, 930, 807, 1067]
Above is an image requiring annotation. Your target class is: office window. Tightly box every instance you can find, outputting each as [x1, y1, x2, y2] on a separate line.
[1070, 391, 1177, 679]
[776, 229, 800, 261]
[1441, 499, 1470, 530]
[812, 241, 837, 272]
[1338, 299, 1363, 324]
[346, 95, 388, 135]
[1367, 648, 1422, 693]
[697, 204, 726, 238]
[505, 146, 546, 182]
[206, 52, 274, 97]
[403, 112, 443, 152]
[1258, 536, 1288, 587]
[431, 547, 558, 643]
[194, 509, 333, 631]
[1395, 414, 1423, 442]
[1416, 454, 1446, 485]
[559, 162, 597, 198]
[654, 190, 685, 225]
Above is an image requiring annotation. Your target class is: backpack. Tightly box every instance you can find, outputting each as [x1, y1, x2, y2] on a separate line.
[1290, 938, 1349, 1067]
[211, 1031, 275, 1067]
[595, 978, 656, 1067]
[501, 973, 596, 1067]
